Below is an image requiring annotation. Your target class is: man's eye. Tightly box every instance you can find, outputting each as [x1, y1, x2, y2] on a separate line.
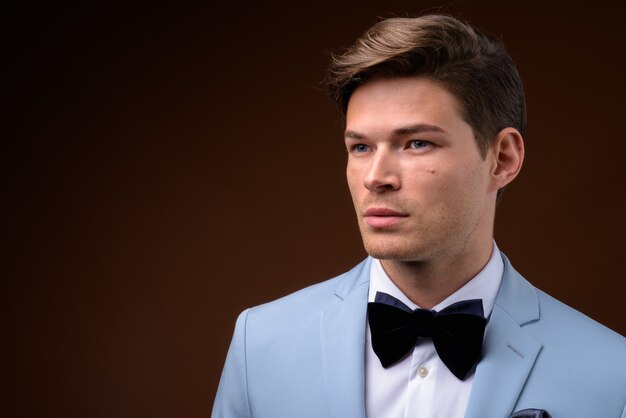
[353, 144, 370, 153]
[409, 140, 429, 149]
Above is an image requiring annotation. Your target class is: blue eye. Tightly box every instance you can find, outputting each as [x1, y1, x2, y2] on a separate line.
[409, 140, 429, 149]
[353, 143, 370, 153]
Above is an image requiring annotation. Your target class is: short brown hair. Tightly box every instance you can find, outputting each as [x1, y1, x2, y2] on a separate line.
[326, 14, 526, 157]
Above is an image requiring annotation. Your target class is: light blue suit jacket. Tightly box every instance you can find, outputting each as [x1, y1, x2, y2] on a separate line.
[213, 255, 626, 417]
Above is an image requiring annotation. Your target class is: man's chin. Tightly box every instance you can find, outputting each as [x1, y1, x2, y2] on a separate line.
[363, 241, 427, 262]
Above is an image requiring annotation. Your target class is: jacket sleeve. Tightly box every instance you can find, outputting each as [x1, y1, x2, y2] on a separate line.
[212, 309, 252, 418]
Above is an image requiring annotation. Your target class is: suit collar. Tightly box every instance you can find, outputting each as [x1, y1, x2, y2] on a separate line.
[493, 254, 540, 326]
[320, 258, 371, 418]
[464, 254, 543, 418]
[333, 258, 371, 300]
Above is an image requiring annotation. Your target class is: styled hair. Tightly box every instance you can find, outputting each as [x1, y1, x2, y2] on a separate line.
[326, 14, 526, 157]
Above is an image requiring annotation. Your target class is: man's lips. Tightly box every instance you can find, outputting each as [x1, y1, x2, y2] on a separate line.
[363, 207, 409, 228]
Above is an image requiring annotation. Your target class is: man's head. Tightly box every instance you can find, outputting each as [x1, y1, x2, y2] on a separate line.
[327, 14, 525, 158]
[327, 15, 525, 265]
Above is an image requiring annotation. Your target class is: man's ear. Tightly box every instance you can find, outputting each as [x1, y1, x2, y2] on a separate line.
[489, 127, 524, 192]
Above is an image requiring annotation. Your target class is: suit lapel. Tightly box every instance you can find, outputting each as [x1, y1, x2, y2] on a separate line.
[320, 259, 371, 418]
[464, 255, 543, 418]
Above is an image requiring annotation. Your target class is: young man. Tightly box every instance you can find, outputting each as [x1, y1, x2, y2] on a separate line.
[212, 15, 626, 418]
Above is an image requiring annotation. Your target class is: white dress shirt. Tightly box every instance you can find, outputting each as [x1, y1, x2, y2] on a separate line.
[365, 242, 504, 418]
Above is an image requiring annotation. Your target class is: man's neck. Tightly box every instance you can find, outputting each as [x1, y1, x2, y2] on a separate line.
[380, 241, 494, 309]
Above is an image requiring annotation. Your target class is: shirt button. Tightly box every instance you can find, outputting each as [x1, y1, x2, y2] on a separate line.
[417, 365, 429, 378]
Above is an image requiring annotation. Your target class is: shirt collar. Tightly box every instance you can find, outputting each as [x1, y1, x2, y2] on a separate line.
[368, 241, 503, 318]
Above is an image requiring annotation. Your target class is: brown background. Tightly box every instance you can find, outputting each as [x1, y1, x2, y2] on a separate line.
[2, 1, 625, 417]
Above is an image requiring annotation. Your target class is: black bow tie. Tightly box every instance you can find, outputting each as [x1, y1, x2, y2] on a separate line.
[367, 292, 487, 380]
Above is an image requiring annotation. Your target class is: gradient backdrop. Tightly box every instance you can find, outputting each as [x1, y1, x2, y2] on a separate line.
[3, 1, 625, 417]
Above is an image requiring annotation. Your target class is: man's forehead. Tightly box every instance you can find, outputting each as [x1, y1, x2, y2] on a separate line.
[345, 77, 466, 125]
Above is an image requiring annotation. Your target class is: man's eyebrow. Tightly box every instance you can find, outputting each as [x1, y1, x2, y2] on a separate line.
[393, 124, 446, 136]
[344, 130, 367, 140]
[344, 124, 446, 140]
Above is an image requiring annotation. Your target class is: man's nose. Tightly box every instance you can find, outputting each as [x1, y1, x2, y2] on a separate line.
[364, 150, 400, 192]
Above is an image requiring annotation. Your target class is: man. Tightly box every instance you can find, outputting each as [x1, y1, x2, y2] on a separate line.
[212, 14, 626, 418]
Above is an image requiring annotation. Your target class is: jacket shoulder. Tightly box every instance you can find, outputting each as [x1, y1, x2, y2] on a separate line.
[213, 259, 371, 417]
[532, 287, 626, 356]
[499, 254, 625, 352]
[245, 258, 370, 324]
[496, 257, 626, 416]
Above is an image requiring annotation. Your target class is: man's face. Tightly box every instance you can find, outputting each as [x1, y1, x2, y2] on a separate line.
[345, 77, 497, 262]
